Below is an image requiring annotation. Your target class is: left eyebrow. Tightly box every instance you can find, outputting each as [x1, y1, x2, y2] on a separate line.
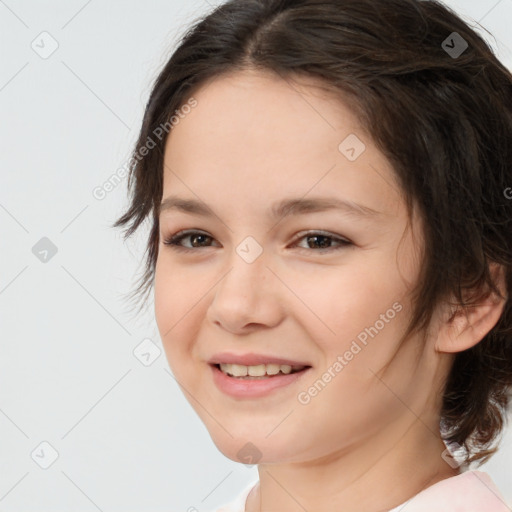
[159, 195, 385, 220]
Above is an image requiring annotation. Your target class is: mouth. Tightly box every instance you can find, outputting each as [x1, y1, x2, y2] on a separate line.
[212, 362, 311, 379]
[210, 362, 312, 398]
[207, 352, 313, 397]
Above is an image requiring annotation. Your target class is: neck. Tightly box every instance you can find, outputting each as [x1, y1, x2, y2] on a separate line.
[246, 417, 461, 512]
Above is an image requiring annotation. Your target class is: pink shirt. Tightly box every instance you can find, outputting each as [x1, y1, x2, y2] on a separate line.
[213, 470, 510, 511]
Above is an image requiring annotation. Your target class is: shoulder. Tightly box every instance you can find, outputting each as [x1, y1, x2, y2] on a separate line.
[389, 470, 510, 512]
[210, 479, 258, 512]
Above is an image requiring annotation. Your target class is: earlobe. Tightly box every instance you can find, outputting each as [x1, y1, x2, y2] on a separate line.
[435, 263, 508, 354]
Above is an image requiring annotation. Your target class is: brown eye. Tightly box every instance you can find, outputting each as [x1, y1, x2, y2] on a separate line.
[292, 231, 351, 252]
[162, 229, 351, 253]
[163, 230, 218, 251]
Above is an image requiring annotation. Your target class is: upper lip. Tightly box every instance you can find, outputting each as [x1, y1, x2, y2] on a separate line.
[208, 352, 312, 367]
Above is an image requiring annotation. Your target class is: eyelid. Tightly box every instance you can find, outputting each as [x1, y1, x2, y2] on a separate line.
[291, 229, 352, 247]
[163, 229, 219, 250]
[162, 229, 352, 252]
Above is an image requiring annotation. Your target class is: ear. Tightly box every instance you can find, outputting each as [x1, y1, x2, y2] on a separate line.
[435, 263, 508, 354]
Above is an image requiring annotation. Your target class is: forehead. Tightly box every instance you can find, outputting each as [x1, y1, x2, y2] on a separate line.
[164, 70, 363, 165]
[168, 68, 364, 149]
[161, 69, 401, 218]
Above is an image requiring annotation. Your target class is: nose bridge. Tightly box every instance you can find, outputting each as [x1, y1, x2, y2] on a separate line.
[235, 235, 265, 267]
[223, 234, 268, 296]
[207, 233, 282, 330]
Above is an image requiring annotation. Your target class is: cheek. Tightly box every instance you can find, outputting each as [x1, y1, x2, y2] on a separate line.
[292, 255, 410, 344]
[154, 255, 202, 327]
[292, 258, 415, 401]
[154, 260, 175, 335]
[154, 259, 200, 369]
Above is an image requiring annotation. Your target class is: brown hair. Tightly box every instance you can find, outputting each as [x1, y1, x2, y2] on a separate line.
[113, 0, 512, 466]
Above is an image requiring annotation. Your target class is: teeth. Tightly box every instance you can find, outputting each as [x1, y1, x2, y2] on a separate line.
[280, 364, 292, 374]
[266, 364, 281, 375]
[219, 363, 305, 377]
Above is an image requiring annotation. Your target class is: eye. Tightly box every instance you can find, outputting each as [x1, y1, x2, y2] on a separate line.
[162, 229, 351, 253]
[291, 230, 352, 252]
[162, 230, 218, 251]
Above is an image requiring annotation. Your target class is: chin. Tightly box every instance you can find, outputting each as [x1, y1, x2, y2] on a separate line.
[207, 426, 301, 465]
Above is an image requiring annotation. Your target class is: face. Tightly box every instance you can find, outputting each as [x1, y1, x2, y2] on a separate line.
[154, 69, 437, 464]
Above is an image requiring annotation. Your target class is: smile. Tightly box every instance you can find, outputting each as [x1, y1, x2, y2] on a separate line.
[210, 363, 312, 398]
[218, 362, 307, 378]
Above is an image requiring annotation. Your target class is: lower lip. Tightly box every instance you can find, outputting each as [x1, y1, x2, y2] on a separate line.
[210, 364, 311, 398]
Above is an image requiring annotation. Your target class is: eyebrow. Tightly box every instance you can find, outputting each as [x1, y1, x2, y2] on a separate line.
[159, 195, 383, 220]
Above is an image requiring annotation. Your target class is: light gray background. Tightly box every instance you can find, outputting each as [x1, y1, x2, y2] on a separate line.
[0, 1, 511, 511]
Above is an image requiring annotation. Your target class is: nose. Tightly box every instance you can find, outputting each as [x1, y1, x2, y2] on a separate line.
[206, 241, 285, 334]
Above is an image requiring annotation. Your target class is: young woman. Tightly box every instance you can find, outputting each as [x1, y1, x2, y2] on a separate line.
[114, 0, 512, 510]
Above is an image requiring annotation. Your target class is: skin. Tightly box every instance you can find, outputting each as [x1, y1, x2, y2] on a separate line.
[153, 69, 506, 512]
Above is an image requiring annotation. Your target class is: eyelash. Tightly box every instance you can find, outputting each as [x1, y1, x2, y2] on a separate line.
[162, 230, 352, 253]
